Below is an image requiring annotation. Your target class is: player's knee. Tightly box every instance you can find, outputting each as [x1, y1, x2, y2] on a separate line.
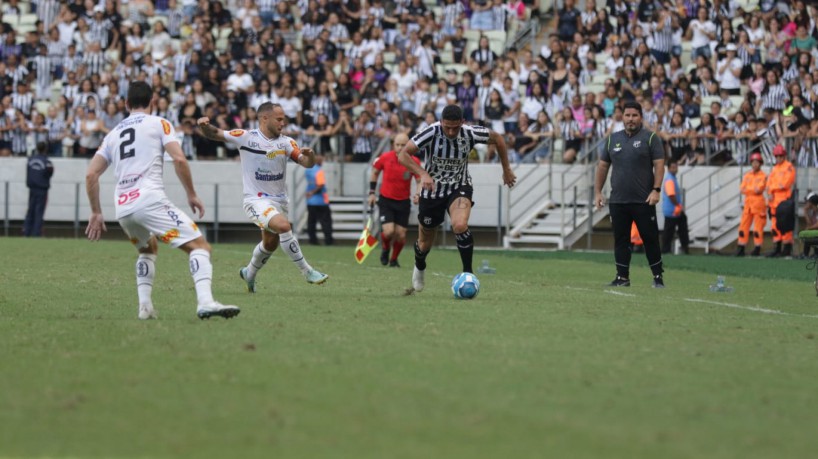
[451, 222, 469, 234]
[181, 236, 211, 253]
[268, 219, 291, 234]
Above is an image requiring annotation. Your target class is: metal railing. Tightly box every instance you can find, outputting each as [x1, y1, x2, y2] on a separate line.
[504, 138, 554, 235]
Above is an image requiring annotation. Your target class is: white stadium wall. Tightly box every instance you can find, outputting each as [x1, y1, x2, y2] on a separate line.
[2, 158, 818, 229]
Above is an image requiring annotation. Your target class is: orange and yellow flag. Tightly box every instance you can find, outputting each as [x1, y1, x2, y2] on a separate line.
[355, 215, 379, 263]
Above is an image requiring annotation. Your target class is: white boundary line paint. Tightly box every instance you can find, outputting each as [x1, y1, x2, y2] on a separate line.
[604, 289, 636, 297]
[683, 298, 818, 319]
[563, 286, 818, 319]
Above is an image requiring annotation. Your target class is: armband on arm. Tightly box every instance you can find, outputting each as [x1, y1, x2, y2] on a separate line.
[369, 181, 377, 195]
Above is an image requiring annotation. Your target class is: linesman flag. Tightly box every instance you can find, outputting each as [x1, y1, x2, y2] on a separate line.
[355, 207, 379, 264]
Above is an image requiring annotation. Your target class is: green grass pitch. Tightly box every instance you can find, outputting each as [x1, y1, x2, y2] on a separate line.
[2, 237, 818, 459]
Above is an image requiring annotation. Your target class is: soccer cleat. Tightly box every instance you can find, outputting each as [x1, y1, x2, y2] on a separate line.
[196, 302, 241, 320]
[306, 269, 329, 284]
[239, 267, 256, 293]
[389, 259, 400, 268]
[652, 275, 665, 288]
[380, 249, 390, 266]
[138, 303, 157, 320]
[735, 246, 745, 257]
[608, 276, 630, 287]
[412, 266, 425, 292]
[750, 246, 761, 257]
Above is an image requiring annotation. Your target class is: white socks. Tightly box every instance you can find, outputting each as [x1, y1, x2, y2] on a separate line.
[136, 253, 157, 305]
[245, 242, 272, 281]
[279, 231, 312, 275]
[189, 249, 215, 305]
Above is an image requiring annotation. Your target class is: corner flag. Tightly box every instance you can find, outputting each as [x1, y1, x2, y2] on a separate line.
[355, 207, 379, 263]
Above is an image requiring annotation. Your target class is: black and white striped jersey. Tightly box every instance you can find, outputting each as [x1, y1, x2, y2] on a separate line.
[411, 122, 490, 200]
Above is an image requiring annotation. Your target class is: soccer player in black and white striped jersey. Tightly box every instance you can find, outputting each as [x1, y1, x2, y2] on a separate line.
[398, 104, 516, 293]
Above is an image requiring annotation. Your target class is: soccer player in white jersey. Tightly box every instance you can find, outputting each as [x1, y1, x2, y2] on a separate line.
[399, 104, 516, 293]
[85, 81, 240, 320]
[196, 102, 328, 292]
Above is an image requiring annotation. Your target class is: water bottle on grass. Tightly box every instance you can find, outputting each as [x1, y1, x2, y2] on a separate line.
[709, 275, 733, 293]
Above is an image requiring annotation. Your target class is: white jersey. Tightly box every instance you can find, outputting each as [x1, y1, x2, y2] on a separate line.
[223, 129, 301, 200]
[96, 113, 179, 219]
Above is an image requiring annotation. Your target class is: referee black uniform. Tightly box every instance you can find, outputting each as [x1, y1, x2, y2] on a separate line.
[595, 102, 666, 287]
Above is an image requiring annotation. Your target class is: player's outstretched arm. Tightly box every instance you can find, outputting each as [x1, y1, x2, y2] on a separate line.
[166, 140, 205, 218]
[85, 154, 108, 241]
[398, 140, 432, 192]
[488, 130, 516, 187]
[196, 117, 226, 142]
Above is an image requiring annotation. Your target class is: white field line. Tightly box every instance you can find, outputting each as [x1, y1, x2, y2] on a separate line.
[563, 286, 818, 319]
[682, 298, 818, 319]
[604, 289, 636, 297]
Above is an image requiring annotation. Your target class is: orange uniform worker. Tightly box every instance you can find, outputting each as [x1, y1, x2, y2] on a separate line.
[736, 152, 767, 257]
[766, 144, 796, 257]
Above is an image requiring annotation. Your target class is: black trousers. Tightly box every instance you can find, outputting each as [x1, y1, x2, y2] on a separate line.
[24, 189, 48, 237]
[307, 205, 333, 245]
[662, 213, 690, 253]
[609, 203, 663, 278]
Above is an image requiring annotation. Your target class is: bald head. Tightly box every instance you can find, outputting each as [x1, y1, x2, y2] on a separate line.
[393, 133, 409, 152]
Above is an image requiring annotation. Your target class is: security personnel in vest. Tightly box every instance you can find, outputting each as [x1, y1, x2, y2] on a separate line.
[23, 142, 54, 237]
[594, 101, 666, 288]
[305, 154, 333, 245]
[736, 152, 767, 256]
[661, 159, 690, 254]
[766, 144, 796, 257]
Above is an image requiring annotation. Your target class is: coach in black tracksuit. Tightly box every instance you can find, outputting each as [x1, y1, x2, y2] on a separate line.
[594, 101, 666, 288]
[24, 142, 54, 237]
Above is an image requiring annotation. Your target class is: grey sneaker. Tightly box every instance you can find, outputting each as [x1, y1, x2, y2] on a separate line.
[197, 302, 241, 320]
[239, 267, 256, 293]
[412, 266, 425, 292]
[306, 269, 329, 284]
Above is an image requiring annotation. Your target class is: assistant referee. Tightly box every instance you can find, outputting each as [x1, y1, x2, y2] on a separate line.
[594, 101, 666, 288]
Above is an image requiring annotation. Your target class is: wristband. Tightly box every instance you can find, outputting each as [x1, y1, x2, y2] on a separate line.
[369, 181, 377, 192]
[653, 187, 661, 193]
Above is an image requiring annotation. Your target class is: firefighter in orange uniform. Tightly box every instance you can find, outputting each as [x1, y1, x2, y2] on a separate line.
[766, 144, 796, 257]
[736, 152, 767, 256]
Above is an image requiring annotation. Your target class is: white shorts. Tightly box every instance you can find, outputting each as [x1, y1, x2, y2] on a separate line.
[119, 199, 203, 249]
[243, 196, 289, 233]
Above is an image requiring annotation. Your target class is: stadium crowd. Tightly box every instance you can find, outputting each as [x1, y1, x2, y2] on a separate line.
[0, 0, 816, 168]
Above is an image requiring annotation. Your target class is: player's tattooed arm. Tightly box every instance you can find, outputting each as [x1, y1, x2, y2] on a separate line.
[196, 117, 226, 142]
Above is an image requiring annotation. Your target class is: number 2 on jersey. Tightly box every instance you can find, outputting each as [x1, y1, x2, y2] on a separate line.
[120, 128, 136, 160]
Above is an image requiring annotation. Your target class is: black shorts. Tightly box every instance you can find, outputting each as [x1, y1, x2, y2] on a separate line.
[418, 185, 474, 228]
[378, 196, 411, 227]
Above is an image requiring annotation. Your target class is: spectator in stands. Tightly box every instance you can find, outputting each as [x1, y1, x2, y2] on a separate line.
[44, 105, 65, 157]
[558, 106, 583, 164]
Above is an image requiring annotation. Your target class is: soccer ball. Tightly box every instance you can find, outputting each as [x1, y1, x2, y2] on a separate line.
[451, 272, 480, 299]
